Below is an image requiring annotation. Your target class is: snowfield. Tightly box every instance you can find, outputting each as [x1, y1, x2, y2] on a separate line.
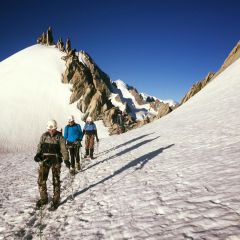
[0, 48, 240, 239]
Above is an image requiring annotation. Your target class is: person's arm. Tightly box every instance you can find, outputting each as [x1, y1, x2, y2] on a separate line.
[59, 135, 70, 168]
[37, 134, 45, 154]
[34, 134, 44, 162]
[82, 124, 86, 138]
[59, 135, 69, 161]
[77, 124, 83, 140]
[63, 125, 68, 141]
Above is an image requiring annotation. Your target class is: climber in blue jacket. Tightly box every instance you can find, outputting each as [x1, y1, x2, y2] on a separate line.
[64, 115, 83, 173]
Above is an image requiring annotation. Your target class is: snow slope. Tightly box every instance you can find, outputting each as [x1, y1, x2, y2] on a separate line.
[0, 53, 240, 239]
[0, 45, 108, 152]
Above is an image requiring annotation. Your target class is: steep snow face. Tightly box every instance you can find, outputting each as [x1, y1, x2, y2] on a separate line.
[110, 79, 157, 120]
[0, 45, 108, 152]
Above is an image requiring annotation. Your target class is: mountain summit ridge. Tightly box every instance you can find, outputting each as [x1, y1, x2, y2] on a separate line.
[41, 28, 176, 133]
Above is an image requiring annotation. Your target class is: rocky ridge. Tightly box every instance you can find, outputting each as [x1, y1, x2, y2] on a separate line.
[180, 72, 215, 104]
[181, 41, 240, 105]
[37, 27, 175, 134]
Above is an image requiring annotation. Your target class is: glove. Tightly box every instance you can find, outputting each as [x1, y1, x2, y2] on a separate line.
[64, 160, 71, 169]
[44, 158, 52, 166]
[34, 153, 43, 162]
[57, 157, 63, 164]
[77, 140, 82, 147]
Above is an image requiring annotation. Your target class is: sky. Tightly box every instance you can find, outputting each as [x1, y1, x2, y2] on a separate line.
[1, 0, 240, 102]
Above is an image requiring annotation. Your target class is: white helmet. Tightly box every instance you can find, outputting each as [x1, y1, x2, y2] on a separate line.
[86, 116, 92, 122]
[68, 115, 74, 123]
[47, 119, 57, 130]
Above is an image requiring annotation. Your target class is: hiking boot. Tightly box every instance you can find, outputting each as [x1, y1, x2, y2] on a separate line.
[90, 149, 94, 159]
[76, 162, 81, 171]
[70, 167, 75, 175]
[49, 201, 59, 211]
[85, 149, 89, 157]
[36, 198, 48, 209]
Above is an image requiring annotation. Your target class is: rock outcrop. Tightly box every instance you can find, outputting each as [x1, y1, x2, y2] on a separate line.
[128, 87, 144, 105]
[65, 38, 72, 53]
[180, 72, 215, 104]
[56, 38, 65, 52]
[213, 41, 240, 79]
[37, 27, 54, 45]
[61, 50, 114, 122]
[147, 100, 172, 118]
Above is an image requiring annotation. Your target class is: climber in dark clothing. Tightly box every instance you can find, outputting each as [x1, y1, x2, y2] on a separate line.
[34, 119, 69, 210]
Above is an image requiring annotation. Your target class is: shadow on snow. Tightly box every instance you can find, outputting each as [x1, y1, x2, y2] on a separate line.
[84, 136, 160, 171]
[98, 133, 155, 155]
[61, 143, 175, 205]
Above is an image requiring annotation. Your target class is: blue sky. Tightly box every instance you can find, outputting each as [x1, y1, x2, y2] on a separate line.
[1, 0, 240, 102]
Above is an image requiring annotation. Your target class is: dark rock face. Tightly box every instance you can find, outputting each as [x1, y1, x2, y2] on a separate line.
[46, 27, 54, 45]
[127, 87, 144, 105]
[61, 49, 149, 133]
[62, 50, 114, 122]
[146, 96, 155, 103]
[149, 100, 172, 118]
[65, 38, 72, 53]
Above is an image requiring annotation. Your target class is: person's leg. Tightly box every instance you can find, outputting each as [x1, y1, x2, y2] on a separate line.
[69, 147, 75, 169]
[89, 135, 95, 159]
[85, 135, 90, 157]
[75, 146, 81, 170]
[52, 163, 61, 209]
[37, 162, 50, 206]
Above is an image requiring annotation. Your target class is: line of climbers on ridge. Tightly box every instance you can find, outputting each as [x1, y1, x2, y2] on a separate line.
[33, 115, 99, 211]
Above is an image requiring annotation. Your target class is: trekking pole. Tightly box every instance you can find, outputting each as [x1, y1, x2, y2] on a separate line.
[38, 161, 45, 240]
[67, 149, 75, 200]
[79, 145, 82, 170]
[70, 174, 74, 200]
[67, 166, 75, 200]
[96, 141, 99, 155]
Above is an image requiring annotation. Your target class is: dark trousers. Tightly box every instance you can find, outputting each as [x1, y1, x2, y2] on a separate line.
[68, 145, 80, 169]
[38, 159, 61, 203]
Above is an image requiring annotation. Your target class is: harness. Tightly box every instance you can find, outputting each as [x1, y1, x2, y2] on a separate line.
[40, 133, 62, 162]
